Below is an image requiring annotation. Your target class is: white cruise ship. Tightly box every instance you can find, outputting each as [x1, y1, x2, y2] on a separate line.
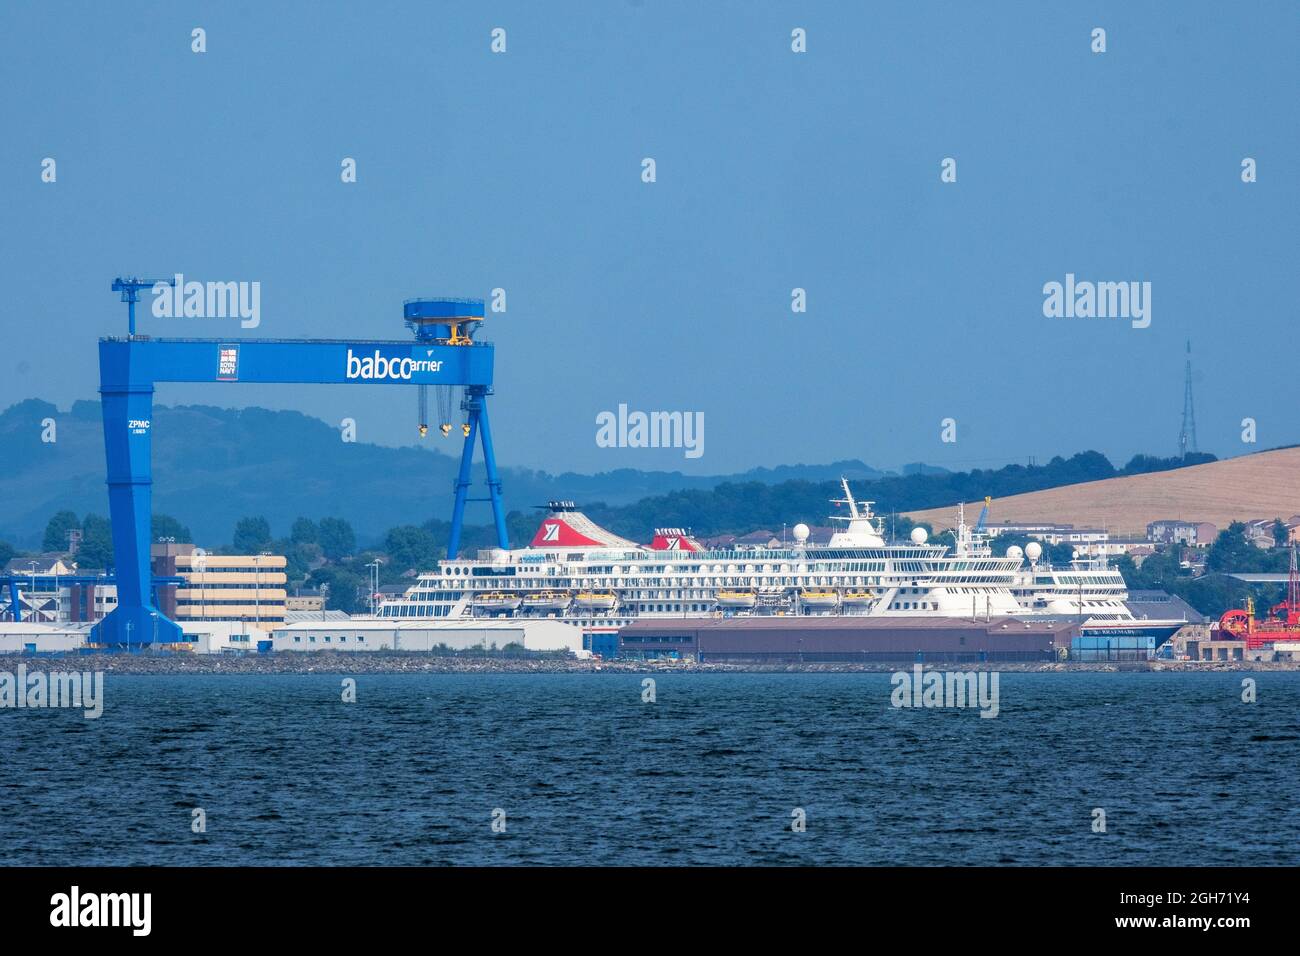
[376, 480, 1187, 644]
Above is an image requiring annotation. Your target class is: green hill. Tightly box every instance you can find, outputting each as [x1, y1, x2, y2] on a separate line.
[0, 399, 884, 548]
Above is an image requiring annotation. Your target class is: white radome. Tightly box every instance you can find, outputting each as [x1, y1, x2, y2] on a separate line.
[1025, 542, 1042, 561]
[1006, 545, 1024, 560]
[793, 523, 810, 543]
[910, 526, 928, 544]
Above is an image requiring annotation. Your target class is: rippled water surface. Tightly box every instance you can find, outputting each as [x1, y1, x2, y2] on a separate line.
[1, 672, 1296, 865]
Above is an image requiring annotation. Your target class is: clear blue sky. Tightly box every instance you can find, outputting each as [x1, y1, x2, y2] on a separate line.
[2, 1, 1296, 474]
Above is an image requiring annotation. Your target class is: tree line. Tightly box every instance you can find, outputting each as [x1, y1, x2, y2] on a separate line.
[578, 450, 1217, 542]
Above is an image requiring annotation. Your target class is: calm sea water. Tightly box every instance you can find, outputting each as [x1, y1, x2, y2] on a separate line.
[1, 672, 1296, 866]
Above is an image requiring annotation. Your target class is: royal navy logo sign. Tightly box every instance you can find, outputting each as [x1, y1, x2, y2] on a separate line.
[217, 345, 239, 381]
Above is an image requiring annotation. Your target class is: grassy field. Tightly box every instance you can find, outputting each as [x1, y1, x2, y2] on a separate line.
[905, 447, 1300, 536]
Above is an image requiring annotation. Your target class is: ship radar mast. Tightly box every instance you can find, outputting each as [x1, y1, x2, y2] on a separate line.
[826, 477, 885, 547]
[954, 502, 970, 556]
[953, 497, 993, 557]
[830, 476, 879, 521]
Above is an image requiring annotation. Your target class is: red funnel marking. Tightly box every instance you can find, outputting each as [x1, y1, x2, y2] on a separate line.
[530, 518, 603, 548]
[649, 529, 703, 552]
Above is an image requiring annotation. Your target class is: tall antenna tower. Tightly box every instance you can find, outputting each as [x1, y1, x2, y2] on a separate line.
[1179, 339, 1198, 458]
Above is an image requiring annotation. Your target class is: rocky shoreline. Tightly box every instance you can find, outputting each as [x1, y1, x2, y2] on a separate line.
[8, 653, 1298, 675]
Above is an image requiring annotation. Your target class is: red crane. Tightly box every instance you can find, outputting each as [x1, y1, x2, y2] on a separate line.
[1218, 543, 1300, 648]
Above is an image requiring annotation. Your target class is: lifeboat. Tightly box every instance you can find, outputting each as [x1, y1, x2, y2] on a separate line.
[573, 590, 618, 611]
[475, 592, 522, 611]
[716, 589, 757, 609]
[799, 589, 840, 610]
[523, 590, 572, 612]
[841, 589, 876, 607]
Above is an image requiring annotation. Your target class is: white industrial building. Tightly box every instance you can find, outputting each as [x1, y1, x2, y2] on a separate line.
[0, 620, 266, 655]
[179, 620, 272, 654]
[272, 618, 587, 655]
[0, 622, 92, 653]
[1, 617, 588, 657]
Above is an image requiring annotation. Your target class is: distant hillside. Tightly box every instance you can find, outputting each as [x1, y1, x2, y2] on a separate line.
[0, 400, 884, 548]
[570, 451, 1218, 543]
[905, 447, 1300, 534]
[1, 398, 1235, 551]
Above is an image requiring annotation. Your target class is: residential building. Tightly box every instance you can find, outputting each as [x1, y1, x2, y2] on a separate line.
[1243, 518, 1283, 549]
[984, 521, 1075, 539]
[1287, 516, 1300, 545]
[3, 555, 76, 577]
[1147, 520, 1218, 547]
[985, 523, 1110, 548]
[285, 590, 325, 612]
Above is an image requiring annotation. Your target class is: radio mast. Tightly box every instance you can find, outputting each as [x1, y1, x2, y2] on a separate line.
[1179, 339, 1198, 458]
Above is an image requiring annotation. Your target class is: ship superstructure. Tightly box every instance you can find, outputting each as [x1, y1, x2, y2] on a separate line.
[377, 480, 1187, 643]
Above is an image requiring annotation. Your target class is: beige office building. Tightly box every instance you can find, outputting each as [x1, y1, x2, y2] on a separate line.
[152, 544, 287, 625]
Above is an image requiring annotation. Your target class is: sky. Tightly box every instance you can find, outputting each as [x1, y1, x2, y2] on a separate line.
[1, 1, 1296, 476]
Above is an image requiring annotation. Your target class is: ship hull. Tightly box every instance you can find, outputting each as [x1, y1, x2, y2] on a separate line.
[618, 615, 1073, 663]
[1039, 618, 1186, 646]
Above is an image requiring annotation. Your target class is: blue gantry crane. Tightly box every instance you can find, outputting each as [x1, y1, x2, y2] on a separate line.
[90, 278, 508, 647]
